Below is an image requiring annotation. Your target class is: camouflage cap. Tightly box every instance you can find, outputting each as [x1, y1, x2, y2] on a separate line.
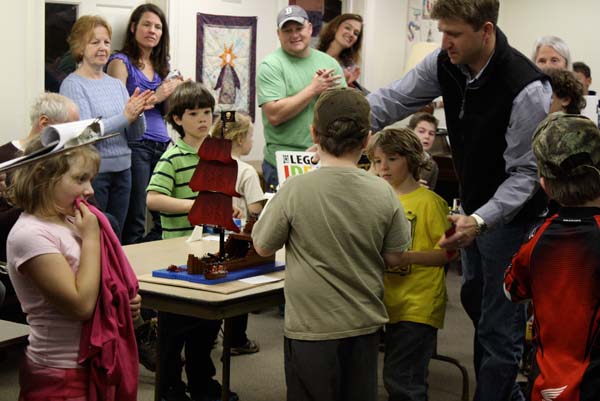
[313, 87, 370, 134]
[532, 113, 600, 179]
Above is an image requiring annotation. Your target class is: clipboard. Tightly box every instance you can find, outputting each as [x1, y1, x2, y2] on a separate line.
[0, 119, 118, 173]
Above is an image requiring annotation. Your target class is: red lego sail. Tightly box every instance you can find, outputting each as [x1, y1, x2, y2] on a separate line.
[188, 192, 239, 232]
[188, 136, 240, 232]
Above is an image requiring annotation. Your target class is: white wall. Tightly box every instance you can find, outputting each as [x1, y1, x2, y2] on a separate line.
[361, 0, 409, 91]
[0, 1, 41, 145]
[499, 0, 600, 83]
[167, 0, 286, 161]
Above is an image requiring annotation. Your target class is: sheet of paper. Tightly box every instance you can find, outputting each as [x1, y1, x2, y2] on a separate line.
[203, 234, 221, 241]
[186, 225, 204, 242]
[239, 275, 281, 284]
[41, 119, 104, 150]
[0, 119, 108, 173]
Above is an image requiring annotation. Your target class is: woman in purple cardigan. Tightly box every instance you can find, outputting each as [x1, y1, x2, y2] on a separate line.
[107, 4, 182, 245]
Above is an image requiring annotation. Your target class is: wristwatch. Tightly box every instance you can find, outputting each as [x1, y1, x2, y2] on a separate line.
[471, 214, 487, 236]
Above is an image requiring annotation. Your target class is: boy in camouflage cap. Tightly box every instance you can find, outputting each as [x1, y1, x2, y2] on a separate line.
[504, 113, 600, 401]
[533, 113, 600, 198]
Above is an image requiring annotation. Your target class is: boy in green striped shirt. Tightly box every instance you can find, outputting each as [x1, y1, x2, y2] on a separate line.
[146, 81, 241, 400]
[147, 81, 215, 239]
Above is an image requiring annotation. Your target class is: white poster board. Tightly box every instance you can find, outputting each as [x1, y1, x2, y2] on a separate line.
[275, 150, 320, 186]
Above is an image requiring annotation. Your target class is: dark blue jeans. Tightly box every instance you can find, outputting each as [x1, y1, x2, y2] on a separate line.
[92, 169, 132, 241]
[461, 220, 530, 401]
[261, 160, 279, 192]
[122, 139, 169, 245]
[383, 322, 436, 401]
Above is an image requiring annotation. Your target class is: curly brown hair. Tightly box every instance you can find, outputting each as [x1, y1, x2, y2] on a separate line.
[544, 68, 586, 114]
[317, 14, 363, 67]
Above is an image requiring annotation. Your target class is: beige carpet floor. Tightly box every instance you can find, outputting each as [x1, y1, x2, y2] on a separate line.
[0, 266, 477, 401]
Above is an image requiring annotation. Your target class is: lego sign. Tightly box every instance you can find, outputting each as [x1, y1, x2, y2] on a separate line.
[275, 150, 320, 185]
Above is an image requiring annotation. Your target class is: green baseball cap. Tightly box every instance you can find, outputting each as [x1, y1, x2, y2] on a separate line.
[313, 87, 370, 134]
[532, 113, 600, 179]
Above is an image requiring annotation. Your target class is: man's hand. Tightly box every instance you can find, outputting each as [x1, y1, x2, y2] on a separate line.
[310, 68, 342, 97]
[438, 214, 479, 249]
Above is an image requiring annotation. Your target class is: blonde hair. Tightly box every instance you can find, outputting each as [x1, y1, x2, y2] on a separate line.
[210, 113, 252, 144]
[68, 15, 112, 63]
[9, 145, 100, 216]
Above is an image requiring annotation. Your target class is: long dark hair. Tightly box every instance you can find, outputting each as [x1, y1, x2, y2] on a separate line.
[317, 13, 363, 67]
[119, 4, 170, 79]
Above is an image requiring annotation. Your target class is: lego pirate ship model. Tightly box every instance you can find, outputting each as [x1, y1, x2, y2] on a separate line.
[185, 111, 274, 280]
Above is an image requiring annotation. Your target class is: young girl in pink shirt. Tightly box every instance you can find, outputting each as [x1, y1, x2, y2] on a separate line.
[6, 144, 141, 400]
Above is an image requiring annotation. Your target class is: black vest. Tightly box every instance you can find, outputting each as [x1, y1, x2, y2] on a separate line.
[437, 28, 547, 220]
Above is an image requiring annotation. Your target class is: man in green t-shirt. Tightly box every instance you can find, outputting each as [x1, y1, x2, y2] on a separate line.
[257, 5, 346, 190]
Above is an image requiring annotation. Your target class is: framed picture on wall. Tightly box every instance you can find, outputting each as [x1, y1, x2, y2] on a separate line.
[196, 13, 257, 121]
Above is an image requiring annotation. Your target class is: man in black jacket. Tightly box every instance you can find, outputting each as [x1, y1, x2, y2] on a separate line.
[368, 1, 551, 400]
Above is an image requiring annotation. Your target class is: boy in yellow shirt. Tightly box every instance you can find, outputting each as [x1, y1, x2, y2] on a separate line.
[369, 127, 454, 401]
